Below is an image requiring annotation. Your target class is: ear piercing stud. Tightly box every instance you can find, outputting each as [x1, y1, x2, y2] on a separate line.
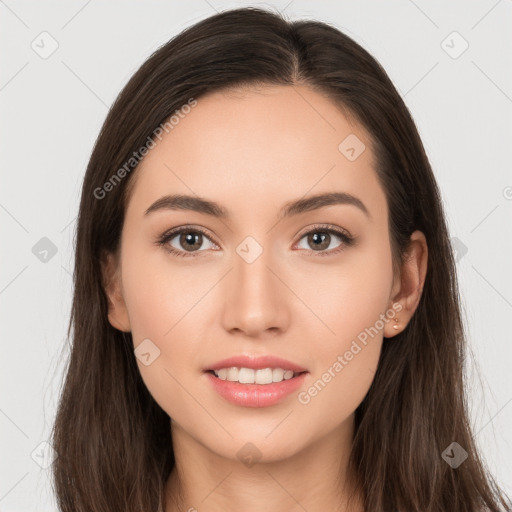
[393, 318, 400, 330]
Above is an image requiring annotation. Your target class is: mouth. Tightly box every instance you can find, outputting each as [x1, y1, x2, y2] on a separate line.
[206, 367, 307, 384]
[205, 369, 308, 408]
[203, 356, 309, 407]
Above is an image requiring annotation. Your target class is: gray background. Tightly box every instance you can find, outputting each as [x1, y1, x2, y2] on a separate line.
[1, 0, 511, 509]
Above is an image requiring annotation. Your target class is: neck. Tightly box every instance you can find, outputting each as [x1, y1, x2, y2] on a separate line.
[164, 416, 364, 512]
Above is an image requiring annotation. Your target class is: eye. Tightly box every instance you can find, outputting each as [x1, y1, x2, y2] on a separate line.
[295, 224, 355, 256]
[156, 223, 355, 259]
[157, 227, 218, 258]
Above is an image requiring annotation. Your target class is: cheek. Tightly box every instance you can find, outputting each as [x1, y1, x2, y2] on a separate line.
[295, 287, 386, 433]
[293, 238, 392, 415]
[121, 243, 210, 341]
[300, 235, 393, 353]
[296, 345, 379, 438]
[120, 247, 217, 417]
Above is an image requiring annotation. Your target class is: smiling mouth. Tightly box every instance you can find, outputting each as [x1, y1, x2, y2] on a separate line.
[206, 367, 307, 385]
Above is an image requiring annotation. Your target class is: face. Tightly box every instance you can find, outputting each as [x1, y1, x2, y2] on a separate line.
[104, 84, 405, 462]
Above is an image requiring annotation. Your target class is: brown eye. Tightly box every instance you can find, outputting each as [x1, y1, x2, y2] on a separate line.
[306, 232, 332, 251]
[295, 225, 354, 256]
[159, 228, 217, 257]
[177, 232, 204, 252]
[297, 230, 343, 252]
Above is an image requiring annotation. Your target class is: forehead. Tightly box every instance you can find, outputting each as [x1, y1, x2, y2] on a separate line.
[127, 84, 386, 220]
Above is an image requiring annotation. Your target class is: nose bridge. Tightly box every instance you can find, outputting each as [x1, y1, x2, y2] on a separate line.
[221, 237, 289, 336]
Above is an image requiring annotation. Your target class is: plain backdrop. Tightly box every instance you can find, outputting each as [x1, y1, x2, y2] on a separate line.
[1, 0, 511, 509]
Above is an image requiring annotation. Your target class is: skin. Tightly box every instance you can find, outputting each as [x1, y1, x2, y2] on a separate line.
[102, 84, 428, 512]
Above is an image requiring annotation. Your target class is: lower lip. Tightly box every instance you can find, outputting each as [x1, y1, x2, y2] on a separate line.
[205, 371, 307, 408]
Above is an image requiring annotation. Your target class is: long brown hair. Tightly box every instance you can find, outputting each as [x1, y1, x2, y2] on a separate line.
[50, 7, 511, 511]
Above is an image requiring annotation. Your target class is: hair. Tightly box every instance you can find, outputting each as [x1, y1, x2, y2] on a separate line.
[50, 6, 511, 512]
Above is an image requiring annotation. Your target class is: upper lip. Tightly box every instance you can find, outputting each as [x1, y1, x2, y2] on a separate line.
[206, 355, 308, 373]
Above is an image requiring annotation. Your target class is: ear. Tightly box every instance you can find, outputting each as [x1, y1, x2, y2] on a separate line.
[100, 250, 131, 332]
[384, 230, 428, 338]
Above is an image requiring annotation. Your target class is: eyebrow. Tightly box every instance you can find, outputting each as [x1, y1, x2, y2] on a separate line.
[144, 191, 370, 220]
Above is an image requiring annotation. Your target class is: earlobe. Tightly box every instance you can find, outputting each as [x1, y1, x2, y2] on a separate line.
[384, 230, 428, 338]
[100, 250, 131, 333]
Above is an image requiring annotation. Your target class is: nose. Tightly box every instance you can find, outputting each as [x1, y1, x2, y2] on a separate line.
[220, 245, 290, 339]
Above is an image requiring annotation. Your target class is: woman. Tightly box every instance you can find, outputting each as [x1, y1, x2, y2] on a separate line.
[51, 7, 511, 511]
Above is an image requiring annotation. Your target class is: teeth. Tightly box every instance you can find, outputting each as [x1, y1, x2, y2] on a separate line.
[239, 368, 254, 384]
[272, 368, 284, 381]
[213, 367, 300, 384]
[255, 368, 272, 384]
[226, 367, 238, 381]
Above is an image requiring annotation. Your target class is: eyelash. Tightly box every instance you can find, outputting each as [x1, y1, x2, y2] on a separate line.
[155, 224, 355, 259]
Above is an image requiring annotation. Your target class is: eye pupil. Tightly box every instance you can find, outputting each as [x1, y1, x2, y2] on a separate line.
[309, 232, 330, 251]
